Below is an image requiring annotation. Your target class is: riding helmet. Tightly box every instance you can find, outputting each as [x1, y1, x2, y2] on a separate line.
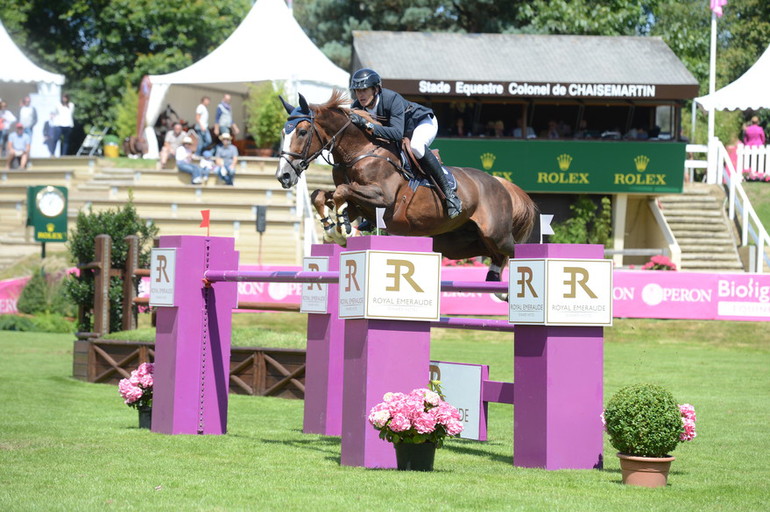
[350, 68, 382, 91]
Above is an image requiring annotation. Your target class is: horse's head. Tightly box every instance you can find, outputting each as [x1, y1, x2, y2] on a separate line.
[276, 94, 317, 188]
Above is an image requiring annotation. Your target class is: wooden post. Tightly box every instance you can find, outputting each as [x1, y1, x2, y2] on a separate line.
[122, 235, 139, 331]
[93, 234, 112, 336]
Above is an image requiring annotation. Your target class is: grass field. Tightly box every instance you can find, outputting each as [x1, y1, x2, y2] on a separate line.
[2, 316, 769, 512]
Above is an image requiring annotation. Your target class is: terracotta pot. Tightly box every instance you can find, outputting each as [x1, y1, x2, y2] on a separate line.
[617, 453, 675, 487]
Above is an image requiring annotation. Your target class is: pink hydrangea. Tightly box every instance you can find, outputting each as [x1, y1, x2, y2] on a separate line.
[389, 413, 411, 432]
[118, 379, 142, 404]
[413, 411, 438, 434]
[368, 409, 391, 429]
[679, 403, 697, 441]
[444, 418, 464, 436]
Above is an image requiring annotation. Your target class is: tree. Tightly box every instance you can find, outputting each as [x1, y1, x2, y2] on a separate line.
[0, 0, 251, 131]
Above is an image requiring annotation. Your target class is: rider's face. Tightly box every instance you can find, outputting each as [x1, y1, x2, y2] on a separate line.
[355, 87, 376, 109]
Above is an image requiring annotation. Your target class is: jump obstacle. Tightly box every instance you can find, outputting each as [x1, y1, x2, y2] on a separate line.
[150, 235, 604, 471]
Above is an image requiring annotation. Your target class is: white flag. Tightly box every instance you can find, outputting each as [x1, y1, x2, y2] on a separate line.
[376, 207, 386, 229]
[540, 214, 554, 236]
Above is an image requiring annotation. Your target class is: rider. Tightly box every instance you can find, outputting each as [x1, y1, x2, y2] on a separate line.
[348, 68, 462, 219]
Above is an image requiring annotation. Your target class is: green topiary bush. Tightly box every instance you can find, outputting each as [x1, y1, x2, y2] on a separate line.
[63, 197, 158, 334]
[16, 269, 75, 317]
[604, 383, 684, 457]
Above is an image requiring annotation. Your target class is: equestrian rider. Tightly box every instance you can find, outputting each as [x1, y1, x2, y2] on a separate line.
[348, 68, 462, 219]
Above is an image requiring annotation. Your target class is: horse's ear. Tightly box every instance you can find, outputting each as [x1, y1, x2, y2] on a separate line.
[279, 96, 295, 115]
[298, 93, 310, 114]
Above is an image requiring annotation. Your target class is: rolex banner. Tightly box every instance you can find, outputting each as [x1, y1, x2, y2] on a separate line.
[433, 139, 685, 194]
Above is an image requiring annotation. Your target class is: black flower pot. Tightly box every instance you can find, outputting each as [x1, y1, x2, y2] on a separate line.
[394, 442, 436, 471]
[138, 406, 152, 429]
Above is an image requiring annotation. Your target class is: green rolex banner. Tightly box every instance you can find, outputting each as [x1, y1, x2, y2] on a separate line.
[433, 139, 685, 194]
[27, 185, 68, 243]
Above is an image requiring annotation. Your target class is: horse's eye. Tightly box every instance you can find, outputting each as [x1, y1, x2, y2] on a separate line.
[299, 129, 308, 137]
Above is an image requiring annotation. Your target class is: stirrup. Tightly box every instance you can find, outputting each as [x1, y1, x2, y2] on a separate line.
[445, 195, 462, 219]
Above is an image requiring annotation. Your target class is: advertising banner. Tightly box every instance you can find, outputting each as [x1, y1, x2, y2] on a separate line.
[433, 138, 685, 194]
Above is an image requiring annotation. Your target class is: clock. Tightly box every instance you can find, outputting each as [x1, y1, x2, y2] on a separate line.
[36, 186, 66, 217]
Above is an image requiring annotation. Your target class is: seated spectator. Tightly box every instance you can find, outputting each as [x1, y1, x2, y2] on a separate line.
[547, 120, 560, 139]
[6, 123, 31, 169]
[175, 136, 206, 184]
[448, 118, 471, 137]
[493, 120, 505, 137]
[214, 133, 239, 185]
[513, 122, 536, 139]
[159, 122, 188, 169]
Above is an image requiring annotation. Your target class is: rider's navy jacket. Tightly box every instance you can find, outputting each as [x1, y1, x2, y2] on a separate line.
[351, 88, 434, 141]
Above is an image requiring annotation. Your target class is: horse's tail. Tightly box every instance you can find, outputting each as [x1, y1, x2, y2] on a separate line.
[496, 177, 538, 244]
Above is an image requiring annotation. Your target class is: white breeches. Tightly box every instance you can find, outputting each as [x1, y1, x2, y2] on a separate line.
[410, 115, 438, 159]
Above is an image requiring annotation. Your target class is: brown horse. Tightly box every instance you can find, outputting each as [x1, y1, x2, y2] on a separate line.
[275, 90, 537, 280]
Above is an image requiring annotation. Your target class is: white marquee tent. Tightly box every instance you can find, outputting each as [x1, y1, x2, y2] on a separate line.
[695, 43, 770, 111]
[140, 0, 349, 157]
[0, 19, 65, 158]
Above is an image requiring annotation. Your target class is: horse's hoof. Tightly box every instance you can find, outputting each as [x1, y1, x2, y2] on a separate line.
[494, 292, 509, 302]
[486, 270, 501, 282]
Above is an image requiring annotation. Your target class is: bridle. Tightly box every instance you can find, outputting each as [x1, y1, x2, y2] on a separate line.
[279, 110, 351, 176]
[279, 109, 406, 178]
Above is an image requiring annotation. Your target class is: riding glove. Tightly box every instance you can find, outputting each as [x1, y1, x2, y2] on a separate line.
[350, 113, 372, 131]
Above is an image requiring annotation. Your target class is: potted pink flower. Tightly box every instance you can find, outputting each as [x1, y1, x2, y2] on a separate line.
[368, 388, 464, 471]
[642, 255, 677, 271]
[118, 362, 154, 429]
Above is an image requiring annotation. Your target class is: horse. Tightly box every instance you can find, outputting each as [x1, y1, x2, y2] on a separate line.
[275, 90, 537, 281]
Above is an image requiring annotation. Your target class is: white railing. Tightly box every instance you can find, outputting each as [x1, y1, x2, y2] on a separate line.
[684, 144, 709, 182]
[735, 144, 770, 180]
[296, 173, 319, 258]
[715, 138, 770, 273]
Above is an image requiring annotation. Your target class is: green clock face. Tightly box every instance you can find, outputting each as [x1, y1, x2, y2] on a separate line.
[36, 186, 66, 217]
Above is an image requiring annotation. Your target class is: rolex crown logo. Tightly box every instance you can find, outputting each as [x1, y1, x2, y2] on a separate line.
[480, 152, 496, 171]
[634, 155, 650, 172]
[557, 153, 573, 171]
[46, 223, 55, 232]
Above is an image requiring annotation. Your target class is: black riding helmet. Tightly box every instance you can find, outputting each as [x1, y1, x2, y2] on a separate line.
[350, 68, 382, 94]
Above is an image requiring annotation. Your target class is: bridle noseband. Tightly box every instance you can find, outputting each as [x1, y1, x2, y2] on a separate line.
[279, 111, 351, 175]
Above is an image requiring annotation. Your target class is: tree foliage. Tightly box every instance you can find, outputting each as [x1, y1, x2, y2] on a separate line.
[550, 196, 612, 246]
[0, 0, 250, 130]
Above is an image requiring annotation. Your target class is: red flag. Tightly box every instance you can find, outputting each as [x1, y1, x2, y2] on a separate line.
[200, 210, 210, 228]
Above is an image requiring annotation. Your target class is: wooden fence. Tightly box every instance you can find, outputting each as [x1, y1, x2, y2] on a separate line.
[73, 339, 306, 399]
[73, 234, 305, 399]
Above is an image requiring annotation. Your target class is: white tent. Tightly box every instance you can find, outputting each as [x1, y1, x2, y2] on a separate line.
[0, 19, 65, 158]
[695, 44, 770, 111]
[140, 0, 349, 157]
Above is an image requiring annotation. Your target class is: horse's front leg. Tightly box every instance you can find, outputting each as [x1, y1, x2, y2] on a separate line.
[311, 189, 346, 245]
[332, 182, 390, 236]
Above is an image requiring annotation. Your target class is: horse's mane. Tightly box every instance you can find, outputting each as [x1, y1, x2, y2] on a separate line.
[318, 89, 378, 125]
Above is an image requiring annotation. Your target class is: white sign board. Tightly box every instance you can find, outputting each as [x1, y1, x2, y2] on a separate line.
[300, 256, 329, 314]
[508, 259, 546, 324]
[338, 250, 441, 321]
[149, 248, 176, 307]
[508, 258, 613, 326]
[430, 361, 485, 441]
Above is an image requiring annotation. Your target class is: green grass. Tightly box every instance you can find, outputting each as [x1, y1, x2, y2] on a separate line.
[2, 318, 769, 511]
[743, 181, 770, 229]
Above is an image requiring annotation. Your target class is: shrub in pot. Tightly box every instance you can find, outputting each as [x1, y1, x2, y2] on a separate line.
[604, 383, 696, 487]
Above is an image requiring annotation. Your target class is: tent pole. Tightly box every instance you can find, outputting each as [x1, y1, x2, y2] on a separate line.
[707, 12, 718, 184]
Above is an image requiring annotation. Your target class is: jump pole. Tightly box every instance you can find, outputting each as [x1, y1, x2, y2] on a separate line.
[512, 243, 605, 470]
[339, 235, 437, 469]
[151, 235, 239, 435]
[303, 243, 345, 436]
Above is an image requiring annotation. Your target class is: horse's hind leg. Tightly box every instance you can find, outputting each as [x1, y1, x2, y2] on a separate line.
[311, 189, 346, 245]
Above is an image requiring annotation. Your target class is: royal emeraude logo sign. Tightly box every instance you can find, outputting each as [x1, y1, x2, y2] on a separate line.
[433, 139, 684, 194]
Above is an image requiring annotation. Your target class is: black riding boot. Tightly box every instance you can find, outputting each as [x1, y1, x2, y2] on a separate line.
[418, 146, 462, 219]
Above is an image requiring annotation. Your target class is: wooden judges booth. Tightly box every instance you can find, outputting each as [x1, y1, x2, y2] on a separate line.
[351, 32, 700, 265]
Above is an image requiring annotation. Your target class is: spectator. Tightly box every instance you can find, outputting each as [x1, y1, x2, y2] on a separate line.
[0, 100, 17, 157]
[743, 116, 766, 147]
[547, 120, 560, 139]
[18, 96, 37, 139]
[214, 132, 239, 185]
[43, 113, 57, 156]
[176, 136, 206, 184]
[194, 96, 211, 156]
[214, 94, 240, 138]
[448, 117, 471, 137]
[6, 123, 31, 169]
[53, 94, 75, 156]
[159, 122, 188, 169]
[493, 120, 505, 137]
